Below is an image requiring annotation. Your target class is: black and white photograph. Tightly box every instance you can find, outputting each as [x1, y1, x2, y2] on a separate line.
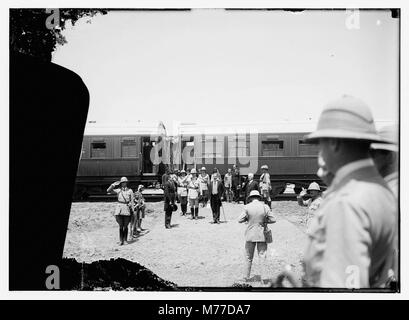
[5, 0, 406, 301]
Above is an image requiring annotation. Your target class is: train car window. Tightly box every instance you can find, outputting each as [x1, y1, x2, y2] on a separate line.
[261, 140, 284, 156]
[228, 136, 249, 157]
[121, 139, 137, 158]
[298, 140, 320, 156]
[91, 141, 106, 158]
[202, 138, 223, 158]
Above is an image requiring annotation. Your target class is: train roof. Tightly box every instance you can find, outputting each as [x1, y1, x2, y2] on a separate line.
[83, 121, 167, 136]
[83, 120, 396, 136]
[177, 120, 396, 135]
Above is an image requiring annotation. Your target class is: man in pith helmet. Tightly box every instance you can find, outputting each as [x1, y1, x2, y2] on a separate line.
[259, 165, 272, 208]
[370, 124, 399, 284]
[301, 95, 396, 288]
[370, 124, 399, 198]
[297, 182, 323, 227]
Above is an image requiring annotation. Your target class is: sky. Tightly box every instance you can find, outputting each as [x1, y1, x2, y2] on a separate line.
[52, 9, 399, 131]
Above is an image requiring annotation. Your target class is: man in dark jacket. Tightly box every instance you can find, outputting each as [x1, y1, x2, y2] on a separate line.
[163, 175, 176, 229]
[232, 165, 241, 202]
[244, 173, 259, 204]
[208, 168, 225, 224]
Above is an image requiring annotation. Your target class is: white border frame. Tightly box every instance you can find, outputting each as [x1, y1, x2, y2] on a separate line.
[1, 0, 406, 300]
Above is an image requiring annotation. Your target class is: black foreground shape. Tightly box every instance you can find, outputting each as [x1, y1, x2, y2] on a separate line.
[60, 258, 177, 290]
[9, 52, 90, 290]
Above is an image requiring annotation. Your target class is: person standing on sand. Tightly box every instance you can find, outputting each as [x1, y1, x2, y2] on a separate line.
[224, 168, 233, 203]
[133, 185, 146, 235]
[198, 167, 210, 208]
[259, 165, 272, 208]
[187, 168, 200, 219]
[177, 170, 189, 216]
[163, 175, 176, 229]
[107, 177, 134, 245]
[209, 168, 225, 223]
[232, 165, 241, 203]
[238, 190, 276, 284]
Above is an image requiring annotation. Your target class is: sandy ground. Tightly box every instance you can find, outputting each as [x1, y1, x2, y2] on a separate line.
[64, 200, 309, 288]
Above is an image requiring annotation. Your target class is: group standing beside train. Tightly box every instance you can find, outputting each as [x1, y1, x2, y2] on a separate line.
[105, 95, 398, 289]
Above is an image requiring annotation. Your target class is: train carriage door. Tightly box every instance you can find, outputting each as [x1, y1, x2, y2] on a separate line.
[181, 136, 194, 170]
[142, 136, 154, 174]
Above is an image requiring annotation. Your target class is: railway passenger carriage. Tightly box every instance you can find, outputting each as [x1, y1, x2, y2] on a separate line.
[74, 121, 325, 200]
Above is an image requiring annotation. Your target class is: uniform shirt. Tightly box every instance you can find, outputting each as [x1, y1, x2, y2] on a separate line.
[300, 196, 323, 216]
[224, 173, 232, 188]
[110, 187, 134, 216]
[187, 177, 199, 199]
[383, 171, 399, 281]
[260, 172, 271, 191]
[177, 176, 188, 197]
[112, 187, 134, 204]
[198, 174, 209, 191]
[238, 199, 276, 242]
[384, 172, 398, 199]
[303, 158, 397, 288]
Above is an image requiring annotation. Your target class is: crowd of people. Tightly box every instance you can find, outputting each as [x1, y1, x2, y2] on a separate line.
[106, 95, 398, 289]
[160, 163, 276, 227]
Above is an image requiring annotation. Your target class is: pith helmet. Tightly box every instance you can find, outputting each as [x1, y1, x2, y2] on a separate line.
[190, 168, 197, 174]
[371, 124, 398, 152]
[307, 182, 321, 191]
[261, 165, 269, 170]
[180, 169, 186, 174]
[120, 177, 128, 183]
[305, 95, 384, 143]
[201, 167, 207, 171]
[247, 190, 262, 200]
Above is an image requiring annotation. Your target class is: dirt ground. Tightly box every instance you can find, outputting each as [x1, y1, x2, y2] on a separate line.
[63, 200, 309, 288]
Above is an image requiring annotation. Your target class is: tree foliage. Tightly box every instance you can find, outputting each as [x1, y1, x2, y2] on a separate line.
[10, 9, 108, 62]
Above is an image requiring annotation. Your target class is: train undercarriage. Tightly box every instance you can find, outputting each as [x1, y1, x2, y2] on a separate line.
[72, 174, 323, 202]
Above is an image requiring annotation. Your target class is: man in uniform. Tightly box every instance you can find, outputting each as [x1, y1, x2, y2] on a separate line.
[296, 182, 323, 227]
[370, 124, 398, 198]
[224, 168, 233, 202]
[232, 164, 241, 203]
[370, 124, 399, 283]
[302, 95, 396, 288]
[259, 165, 272, 207]
[187, 168, 200, 219]
[198, 167, 210, 207]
